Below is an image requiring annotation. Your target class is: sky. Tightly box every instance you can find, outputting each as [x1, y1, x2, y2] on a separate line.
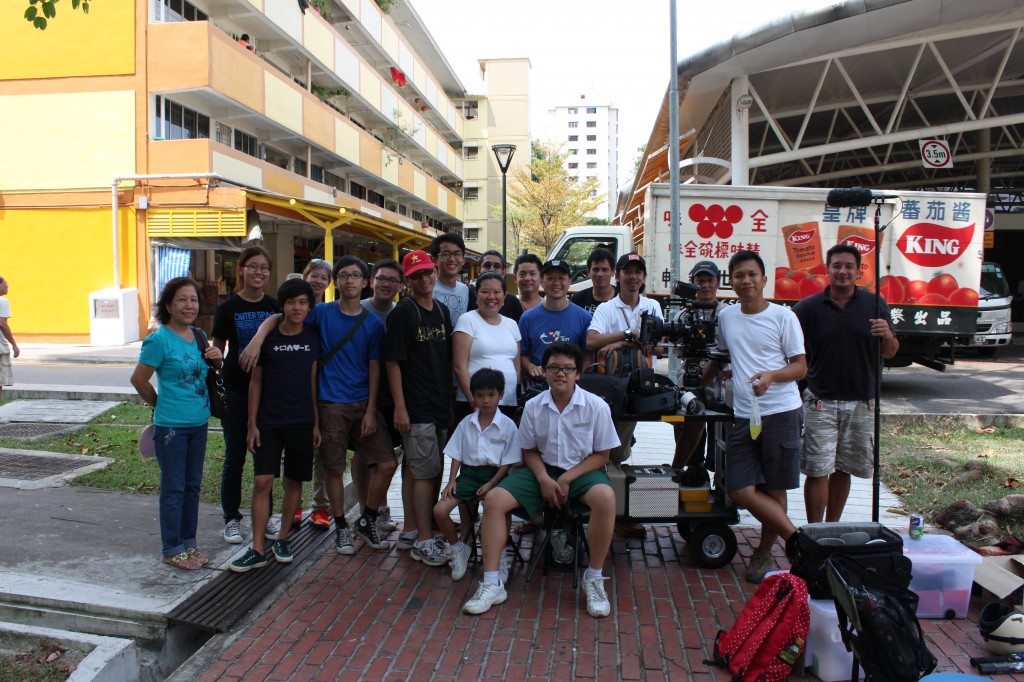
[415, 0, 837, 184]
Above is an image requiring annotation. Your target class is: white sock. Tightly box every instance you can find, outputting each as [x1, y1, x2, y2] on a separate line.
[584, 567, 603, 581]
[400, 530, 418, 540]
[451, 541, 466, 552]
[414, 539, 431, 549]
[483, 571, 501, 586]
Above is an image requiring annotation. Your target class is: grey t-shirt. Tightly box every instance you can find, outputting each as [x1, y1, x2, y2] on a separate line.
[432, 279, 469, 327]
[360, 297, 395, 324]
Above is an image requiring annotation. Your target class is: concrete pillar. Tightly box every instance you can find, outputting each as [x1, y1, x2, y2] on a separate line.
[731, 76, 750, 186]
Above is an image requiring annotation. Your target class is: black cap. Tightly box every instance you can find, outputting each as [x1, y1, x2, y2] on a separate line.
[615, 252, 646, 272]
[541, 259, 572, 275]
[689, 260, 720, 279]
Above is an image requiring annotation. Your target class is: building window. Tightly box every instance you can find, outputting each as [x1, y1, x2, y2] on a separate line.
[590, 190, 598, 197]
[464, 227, 480, 242]
[459, 100, 479, 120]
[292, 158, 307, 176]
[215, 122, 231, 146]
[411, 209, 424, 221]
[587, 175, 597, 180]
[586, 121, 597, 128]
[464, 186, 479, 200]
[158, 0, 208, 22]
[586, 135, 596, 141]
[233, 129, 257, 158]
[587, 162, 597, 169]
[398, 204, 408, 216]
[568, 107, 578, 114]
[587, 149, 597, 155]
[569, 176, 578, 183]
[367, 189, 385, 208]
[155, 96, 210, 141]
[350, 181, 367, 200]
[567, 121, 578, 128]
[568, 148, 578, 155]
[263, 145, 289, 169]
[320, 169, 344, 192]
[465, 146, 479, 159]
[568, 135, 578, 142]
[586, 107, 597, 114]
[568, 162, 578, 169]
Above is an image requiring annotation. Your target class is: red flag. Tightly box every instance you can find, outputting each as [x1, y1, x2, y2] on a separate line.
[390, 67, 406, 87]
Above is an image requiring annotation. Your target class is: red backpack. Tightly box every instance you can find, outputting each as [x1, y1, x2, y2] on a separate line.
[710, 573, 810, 682]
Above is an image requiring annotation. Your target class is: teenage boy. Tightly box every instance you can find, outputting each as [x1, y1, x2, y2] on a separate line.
[464, 341, 619, 618]
[514, 253, 544, 312]
[793, 244, 898, 523]
[240, 256, 398, 555]
[231, 279, 320, 572]
[0, 275, 19, 404]
[434, 368, 520, 581]
[703, 250, 807, 584]
[570, 248, 617, 314]
[431, 233, 470, 326]
[468, 249, 524, 321]
[384, 250, 454, 564]
[519, 259, 593, 378]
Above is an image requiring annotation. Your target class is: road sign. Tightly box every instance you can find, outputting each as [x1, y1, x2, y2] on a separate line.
[920, 139, 953, 168]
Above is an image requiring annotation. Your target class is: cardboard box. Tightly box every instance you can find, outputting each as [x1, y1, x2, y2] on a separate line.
[901, 533, 982, 618]
[974, 555, 1024, 606]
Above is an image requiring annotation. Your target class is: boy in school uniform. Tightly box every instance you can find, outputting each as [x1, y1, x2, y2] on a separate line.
[231, 279, 320, 572]
[433, 368, 520, 581]
[463, 341, 620, 618]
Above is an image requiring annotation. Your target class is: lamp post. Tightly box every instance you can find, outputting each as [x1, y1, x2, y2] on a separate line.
[492, 144, 516, 268]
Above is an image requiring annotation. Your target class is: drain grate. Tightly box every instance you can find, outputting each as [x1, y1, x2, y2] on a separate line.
[0, 423, 79, 441]
[0, 452, 93, 480]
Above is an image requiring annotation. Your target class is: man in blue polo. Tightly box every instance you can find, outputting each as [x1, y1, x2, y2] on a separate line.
[793, 244, 898, 524]
[519, 259, 592, 379]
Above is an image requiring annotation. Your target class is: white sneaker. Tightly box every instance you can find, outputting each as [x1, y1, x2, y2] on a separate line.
[463, 581, 507, 615]
[583, 577, 611, 618]
[412, 540, 449, 567]
[264, 514, 281, 540]
[377, 505, 398, 533]
[450, 543, 472, 581]
[223, 519, 243, 544]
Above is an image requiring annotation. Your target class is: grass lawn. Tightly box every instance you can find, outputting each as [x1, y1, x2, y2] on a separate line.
[880, 418, 1024, 540]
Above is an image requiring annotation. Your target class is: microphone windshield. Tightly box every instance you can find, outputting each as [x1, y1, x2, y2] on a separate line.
[826, 188, 875, 208]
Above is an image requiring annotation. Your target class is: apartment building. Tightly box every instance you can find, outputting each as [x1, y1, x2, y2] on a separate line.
[0, 0, 468, 341]
[548, 98, 618, 221]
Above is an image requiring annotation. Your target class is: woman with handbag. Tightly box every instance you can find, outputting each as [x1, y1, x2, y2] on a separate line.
[131, 277, 223, 570]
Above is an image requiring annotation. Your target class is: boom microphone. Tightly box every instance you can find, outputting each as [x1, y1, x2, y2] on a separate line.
[826, 188, 899, 207]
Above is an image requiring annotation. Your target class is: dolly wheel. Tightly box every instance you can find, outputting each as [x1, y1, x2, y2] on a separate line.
[676, 522, 692, 542]
[688, 523, 737, 569]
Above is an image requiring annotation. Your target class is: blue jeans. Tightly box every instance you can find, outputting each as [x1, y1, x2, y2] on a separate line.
[154, 424, 208, 557]
[220, 388, 273, 523]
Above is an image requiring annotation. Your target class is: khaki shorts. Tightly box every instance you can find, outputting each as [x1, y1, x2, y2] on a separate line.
[317, 401, 396, 475]
[403, 423, 446, 480]
[800, 395, 874, 479]
[0, 353, 12, 386]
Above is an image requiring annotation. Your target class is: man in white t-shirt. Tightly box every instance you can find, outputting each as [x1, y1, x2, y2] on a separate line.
[703, 250, 807, 584]
[0, 275, 19, 403]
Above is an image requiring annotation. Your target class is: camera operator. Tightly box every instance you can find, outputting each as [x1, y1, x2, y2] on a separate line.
[672, 261, 726, 473]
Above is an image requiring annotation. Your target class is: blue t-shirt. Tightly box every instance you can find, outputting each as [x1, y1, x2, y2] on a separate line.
[256, 325, 320, 427]
[307, 302, 384, 404]
[139, 326, 209, 428]
[518, 303, 593, 367]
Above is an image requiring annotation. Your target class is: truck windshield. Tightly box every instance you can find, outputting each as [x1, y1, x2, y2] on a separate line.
[980, 262, 1011, 299]
[552, 237, 618, 284]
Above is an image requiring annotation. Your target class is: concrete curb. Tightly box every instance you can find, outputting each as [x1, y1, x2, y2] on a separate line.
[0, 621, 138, 682]
[6, 385, 144, 403]
[880, 413, 1024, 428]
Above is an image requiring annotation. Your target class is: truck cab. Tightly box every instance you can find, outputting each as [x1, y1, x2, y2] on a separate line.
[962, 261, 1014, 356]
[546, 225, 631, 294]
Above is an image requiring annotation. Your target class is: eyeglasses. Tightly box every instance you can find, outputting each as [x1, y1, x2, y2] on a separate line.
[336, 272, 365, 281]
[374, 276, 401, 286]
[544, 365, 578, 376]
[482, 261, 503, 270]
[438, 250, 464, 260]
[244, 264, 270, 274]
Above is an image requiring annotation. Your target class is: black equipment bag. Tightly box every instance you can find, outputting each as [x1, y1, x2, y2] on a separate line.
[577, 371, 627, 421]
[826, 554, 937, 682]
[787, 522, 911, 600]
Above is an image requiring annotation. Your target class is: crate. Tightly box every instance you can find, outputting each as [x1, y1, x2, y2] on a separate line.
[806, 597, 864, 682]
[900, 533, 982, 618]
[622, 465, 678, 518]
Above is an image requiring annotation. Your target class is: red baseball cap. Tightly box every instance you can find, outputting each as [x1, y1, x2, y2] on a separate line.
[402, 250, 435, 277]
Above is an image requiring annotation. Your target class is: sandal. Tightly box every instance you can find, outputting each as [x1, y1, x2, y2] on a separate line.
[162, 551, 202, 570]
[186, 547, 210, 566]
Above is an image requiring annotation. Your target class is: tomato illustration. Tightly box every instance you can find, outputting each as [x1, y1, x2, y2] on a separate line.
[896, 276, 911, 288]
[879, 276, 904, 304]
[775, 267, 790, 281]
[917, 293, 949, 305]
[948, 287, 979, 306]
[905, 280, 929, 302]
[799, 273, 828, 298]
[809, 264, 827, 276]
[927, 273, 958, 298]
[774, 276, 801, 300]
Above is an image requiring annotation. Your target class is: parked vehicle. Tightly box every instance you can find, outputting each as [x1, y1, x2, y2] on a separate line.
[959, 261, 1013, 356]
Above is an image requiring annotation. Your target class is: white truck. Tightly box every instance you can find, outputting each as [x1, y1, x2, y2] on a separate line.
[548, 184, 989, 370]
[962, 261, 1013, 356]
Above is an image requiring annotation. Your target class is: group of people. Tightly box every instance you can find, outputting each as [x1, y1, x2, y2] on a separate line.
[130, 230, 897, 615]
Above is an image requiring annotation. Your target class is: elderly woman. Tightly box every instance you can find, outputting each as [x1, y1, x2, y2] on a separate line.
[131, 277, 223, 570]
[303, 258, 332, 304]
[452, 271, 521, 424]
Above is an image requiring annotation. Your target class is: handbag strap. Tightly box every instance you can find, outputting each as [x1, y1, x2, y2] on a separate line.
[191, 326, 215, 367]
[320, 307, 368, 366]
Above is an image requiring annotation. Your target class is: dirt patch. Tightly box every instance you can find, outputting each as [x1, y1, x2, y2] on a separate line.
[0, 633, 91, 681]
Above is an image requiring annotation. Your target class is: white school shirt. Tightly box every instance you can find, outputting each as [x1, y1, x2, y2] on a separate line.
[588, 295, 664, 366]
[443, 410, 521, 467]
[518, 386, 620, 471]
[715, 302, 805, 419]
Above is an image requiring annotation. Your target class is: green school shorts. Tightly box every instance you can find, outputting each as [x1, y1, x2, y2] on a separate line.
[496, 464, 611, 520]
[454, 464, 500, 504]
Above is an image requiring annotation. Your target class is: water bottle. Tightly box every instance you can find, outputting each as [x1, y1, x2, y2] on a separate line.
[551, 528, 574, 564]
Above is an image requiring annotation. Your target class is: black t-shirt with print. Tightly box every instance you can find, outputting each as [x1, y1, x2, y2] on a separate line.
[255, 325, 320, 427]
[383, 297, 453, 427]
[211, 294, 280, 391]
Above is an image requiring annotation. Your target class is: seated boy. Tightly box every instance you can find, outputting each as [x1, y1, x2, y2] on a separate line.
[433, 368, 520, 581]
[463, 341, 620, 618]
[230, 279, 320, 572]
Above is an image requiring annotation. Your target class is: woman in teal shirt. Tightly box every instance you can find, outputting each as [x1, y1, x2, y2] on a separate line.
[131, 277, 223, 570]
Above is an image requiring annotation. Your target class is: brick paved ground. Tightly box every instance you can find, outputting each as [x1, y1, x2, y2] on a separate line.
[194, 523, 1023, 682]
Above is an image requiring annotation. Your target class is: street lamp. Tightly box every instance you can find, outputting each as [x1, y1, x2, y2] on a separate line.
[492, 144, 516, 268]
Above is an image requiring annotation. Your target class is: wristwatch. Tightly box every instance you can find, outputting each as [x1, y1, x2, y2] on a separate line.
[624, 329, 635, 343]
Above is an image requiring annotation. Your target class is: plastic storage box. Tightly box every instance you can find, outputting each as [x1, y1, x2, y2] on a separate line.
[806, 597, 864, 682]
[901, 533, 982, 618]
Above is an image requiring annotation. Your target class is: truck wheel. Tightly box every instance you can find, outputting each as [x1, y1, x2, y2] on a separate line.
[676, 522, 692, 542]
[688, 523, 737, 569]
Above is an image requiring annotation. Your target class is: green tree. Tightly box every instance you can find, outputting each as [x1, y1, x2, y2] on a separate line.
[632, 144, 647, 176]
[506, 142, 605, 255]
[23, 0, 89, 30]
[586, 217, 611, 226]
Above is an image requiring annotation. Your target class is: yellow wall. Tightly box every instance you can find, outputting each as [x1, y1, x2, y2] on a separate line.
[0, 90, 136, 190]
[0, 2, 135, 80]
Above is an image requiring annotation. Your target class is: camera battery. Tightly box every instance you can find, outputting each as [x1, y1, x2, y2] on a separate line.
[623, 465, 679, 518]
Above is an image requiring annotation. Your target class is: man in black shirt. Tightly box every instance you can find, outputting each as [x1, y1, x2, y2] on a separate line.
[385, 250, 454, 565]
[793, 244, 898, 523]
[569, 247, 617, 314]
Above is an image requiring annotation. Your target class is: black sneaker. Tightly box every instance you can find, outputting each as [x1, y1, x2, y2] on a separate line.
[271, 539, 293, 563]
[229, 548, 269, 573]
[354, 514, 389, 550]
